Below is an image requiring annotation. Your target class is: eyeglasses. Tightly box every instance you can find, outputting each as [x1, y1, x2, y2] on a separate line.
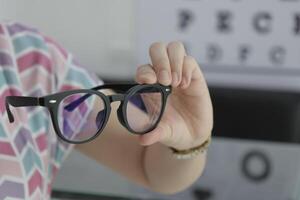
[5, 83, 172, 144]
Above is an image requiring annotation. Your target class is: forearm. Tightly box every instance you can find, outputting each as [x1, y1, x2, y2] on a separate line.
[142, 142, 207, 194]
[77, 94, 208, 194]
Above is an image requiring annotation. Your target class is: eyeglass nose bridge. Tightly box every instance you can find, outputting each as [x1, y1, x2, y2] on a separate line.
[109, 94, 125, 103]
[108, 94, 128, 129]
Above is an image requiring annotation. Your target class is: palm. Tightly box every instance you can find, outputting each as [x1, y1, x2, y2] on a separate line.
[136, 41, 213, 149]
[159, 78, 213, 149]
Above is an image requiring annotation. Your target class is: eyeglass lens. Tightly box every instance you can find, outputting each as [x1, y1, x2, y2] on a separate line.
[57, 93, 106, 142]
[126, 87, 163, 133]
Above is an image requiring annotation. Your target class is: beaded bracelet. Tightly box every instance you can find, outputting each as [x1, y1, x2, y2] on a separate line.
[169, 136, 212, 159]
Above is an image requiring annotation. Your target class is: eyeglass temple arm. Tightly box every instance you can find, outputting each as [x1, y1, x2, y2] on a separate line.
[5, 96, 44, 123]
[64, 84, 138, 112]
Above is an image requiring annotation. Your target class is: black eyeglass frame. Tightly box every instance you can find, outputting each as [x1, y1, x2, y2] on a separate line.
[5, 83, 172, 144]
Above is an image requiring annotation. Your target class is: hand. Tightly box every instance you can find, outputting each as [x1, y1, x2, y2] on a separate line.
[135, 41, 213, 150]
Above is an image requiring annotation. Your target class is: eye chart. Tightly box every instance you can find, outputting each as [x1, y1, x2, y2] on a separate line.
[136, 0, 300, 90]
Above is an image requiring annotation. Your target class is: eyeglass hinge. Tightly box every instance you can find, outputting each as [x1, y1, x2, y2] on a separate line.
[38, 98, 45, 106]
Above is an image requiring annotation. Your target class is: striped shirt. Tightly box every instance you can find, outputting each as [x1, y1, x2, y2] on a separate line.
[0, 21, 101, 199]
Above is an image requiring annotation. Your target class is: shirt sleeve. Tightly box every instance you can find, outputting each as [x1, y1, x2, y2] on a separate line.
[2, 21, 103, 195]
[43, 32, 104, 174]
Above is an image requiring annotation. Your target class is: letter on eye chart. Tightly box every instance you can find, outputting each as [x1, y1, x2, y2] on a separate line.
[178, 9, 194, 31]
[269, 46, 286, 65]
[217, 10, 233, 33]
[239, 45, 251, 63]
[253, 12, 272, 34]
[207, 44, 223, 63]
[295, 14, 300, 35]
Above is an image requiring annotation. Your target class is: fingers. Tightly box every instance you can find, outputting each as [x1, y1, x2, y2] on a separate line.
[167, 41, 186, 87]
[180, 55, 198, 89]
[149, 42, 172, 86]
[137, 41, 202, 91]
[135, 64, 157, 84]
[182, 56, 210, 98]
[148, 41, 187, 87]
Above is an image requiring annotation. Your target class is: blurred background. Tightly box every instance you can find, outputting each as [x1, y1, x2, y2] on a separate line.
[1, 0, 300, 199]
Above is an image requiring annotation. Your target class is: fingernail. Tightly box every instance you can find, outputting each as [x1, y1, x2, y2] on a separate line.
[172, 72, 179, 87]
[159, 70, 170, 84]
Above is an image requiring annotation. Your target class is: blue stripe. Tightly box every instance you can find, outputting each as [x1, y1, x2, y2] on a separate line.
[65, 67, 95, 89]
[28, 110, 48, 133]
[55, 145, 65, 164]
[22, 147, 43, 174]
[0, 123, 6, 138]
[0, 68, 19, 88]
[12, 34, 47, 54]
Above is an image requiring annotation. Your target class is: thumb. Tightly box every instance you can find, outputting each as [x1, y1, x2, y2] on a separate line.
[138, 121, 173, 146]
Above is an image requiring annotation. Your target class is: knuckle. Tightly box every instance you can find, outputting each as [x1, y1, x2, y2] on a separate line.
[156, 58, 170, 70]
[171, 59, 183, 72]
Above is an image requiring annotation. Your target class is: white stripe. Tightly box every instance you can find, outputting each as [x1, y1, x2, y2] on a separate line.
[19, 64, 52, 78]
[47, 42, 67, 61]
[0, 48, 10, 55]
[0, 175, 25, 185]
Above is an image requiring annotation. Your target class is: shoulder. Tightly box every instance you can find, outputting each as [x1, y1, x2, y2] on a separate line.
[0, 21, 69, 64]
[0, 21, 101, 92]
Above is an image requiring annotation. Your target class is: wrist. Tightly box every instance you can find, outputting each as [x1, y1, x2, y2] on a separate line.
[168, 135, 212, 160]
[167, 131, 212, 151]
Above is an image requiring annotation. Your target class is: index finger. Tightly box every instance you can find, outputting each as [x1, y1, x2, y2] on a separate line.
[149, 42, 172, 86]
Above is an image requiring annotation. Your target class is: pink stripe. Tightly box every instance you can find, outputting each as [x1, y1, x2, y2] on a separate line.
[48, 45, 67, 75]
[20, 67, 52, 93]
[44, 36, 68, 59]
[0, 141, 16, 156]
[0, 36, 10, 49]
[0, 88, 22, 114]
[60, 84, 81, 92]
[28, 170, 43, 195]
[0, 159, 23, 177]
[17, 51, 52, 73]
[51, 165, 59, 182]
[36, 134, 47, 152]
[47, 183, 52, 196]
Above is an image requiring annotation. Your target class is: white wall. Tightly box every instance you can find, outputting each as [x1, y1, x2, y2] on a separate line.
[0, 0, 136, 79]
[2, 0, 300, 91]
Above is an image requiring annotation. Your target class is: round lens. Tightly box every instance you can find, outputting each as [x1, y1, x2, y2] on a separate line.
[126, 87, 163, 133]
[57, 92, 106, 142]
